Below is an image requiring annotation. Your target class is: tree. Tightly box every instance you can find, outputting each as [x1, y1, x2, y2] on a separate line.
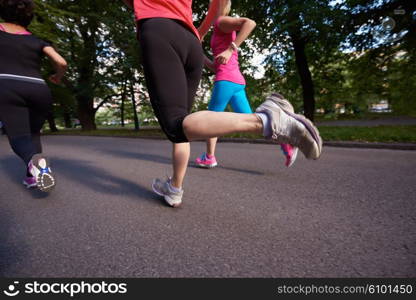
[31, 0, 138, 130]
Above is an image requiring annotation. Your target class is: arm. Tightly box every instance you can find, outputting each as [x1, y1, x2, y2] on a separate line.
[121, 0, 133, 9]
[218, 16, 256, 48]
[197, 0, 225, 40]
[215, 16, 256, 65]
[203, 54, 216, 72]
[43, 46, 67, 84]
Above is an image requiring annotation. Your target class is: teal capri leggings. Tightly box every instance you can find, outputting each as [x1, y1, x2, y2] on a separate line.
[208, 80, 252, 113]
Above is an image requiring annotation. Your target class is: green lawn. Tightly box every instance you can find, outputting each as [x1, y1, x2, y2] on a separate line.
[317, 126, 416, 143]
[44, 125, 416, 143]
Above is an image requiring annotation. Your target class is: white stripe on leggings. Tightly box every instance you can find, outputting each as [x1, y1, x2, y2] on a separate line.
[0, 73, 45, 83]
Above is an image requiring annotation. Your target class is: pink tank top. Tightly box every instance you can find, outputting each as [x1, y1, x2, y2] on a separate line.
[210, 19, 245, 85]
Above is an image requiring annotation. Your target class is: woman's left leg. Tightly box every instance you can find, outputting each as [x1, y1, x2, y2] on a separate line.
[138, 18, 203, 207]
[229, 86, 252, 114]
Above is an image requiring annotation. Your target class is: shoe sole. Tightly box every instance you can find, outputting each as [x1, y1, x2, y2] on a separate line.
[274, 102, 322, 159]
[196, 162, 218, 169]
[151, 179, 181, 208]
[22, 181, 37, 189]
[34, 158, 56, 192]
[286, 147, 299, 167]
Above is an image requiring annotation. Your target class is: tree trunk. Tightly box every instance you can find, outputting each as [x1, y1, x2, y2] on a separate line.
[74, 11, 99, 131]
[120, 80, 127, 127]
[63, 111, 72, 129]
[47, 114, 58, 132]
[130, 82, 139, 131]
[291, 37, 315, 121]
[77, 97, 97, 130]
[121, 97, 125, 127]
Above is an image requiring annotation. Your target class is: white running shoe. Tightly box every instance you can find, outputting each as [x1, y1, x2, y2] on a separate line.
[28, 155, 56, 192]
[152, 177, 183, 208]
[256, 93, 323, 159]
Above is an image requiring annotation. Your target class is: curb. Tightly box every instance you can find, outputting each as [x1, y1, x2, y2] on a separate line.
[215, 138, 416, 150]
[45, 134, 416, 151]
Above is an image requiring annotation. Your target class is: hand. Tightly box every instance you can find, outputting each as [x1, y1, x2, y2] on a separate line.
[204, 56, 215, 72]
[205, 63, 216, 73]
[215, 47, 233, 65]
[49, 74, 61, 84]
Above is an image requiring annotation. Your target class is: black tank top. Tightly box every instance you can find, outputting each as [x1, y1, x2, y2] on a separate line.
[0, 30, 50, 79]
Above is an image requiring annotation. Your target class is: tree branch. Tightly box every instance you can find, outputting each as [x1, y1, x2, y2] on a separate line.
[94, 94, 119, 112]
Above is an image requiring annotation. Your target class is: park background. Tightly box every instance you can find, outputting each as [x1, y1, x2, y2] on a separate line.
[4, 0, 415, 143]
[1, 0, 416, 279]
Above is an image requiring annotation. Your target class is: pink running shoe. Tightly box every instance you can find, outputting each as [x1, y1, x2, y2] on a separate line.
[280, 144, 299, 167]
[195, 153, 218, 168]
[22, 176, 37, 188]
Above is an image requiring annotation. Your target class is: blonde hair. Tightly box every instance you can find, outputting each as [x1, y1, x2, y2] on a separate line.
[218, 0, 231, 16]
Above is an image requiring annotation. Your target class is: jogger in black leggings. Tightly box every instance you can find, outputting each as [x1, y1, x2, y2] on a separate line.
[139, 18, 204, 143]
[0, 0, 67, 191]
[0, 80, 53, 164]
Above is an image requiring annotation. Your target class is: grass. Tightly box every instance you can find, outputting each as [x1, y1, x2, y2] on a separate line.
[44, 125, 416, 143]
[314, 111, 416, 122]
[318, 126, 416, 143]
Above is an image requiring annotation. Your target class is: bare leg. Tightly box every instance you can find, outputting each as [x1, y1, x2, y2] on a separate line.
[183, 111, 262, 141]
[206, 137, 218, 156]
[171, 142, 190, 189]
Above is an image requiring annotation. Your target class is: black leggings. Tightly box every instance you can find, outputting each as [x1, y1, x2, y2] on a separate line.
[138, 18, 204, 143]
[0, 79, 52, 164]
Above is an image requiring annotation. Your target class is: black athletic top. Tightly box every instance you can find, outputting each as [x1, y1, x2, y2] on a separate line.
[0, 30, 50, 79]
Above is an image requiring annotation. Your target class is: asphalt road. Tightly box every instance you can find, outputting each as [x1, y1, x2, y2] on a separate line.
[0, 135, 415, 277]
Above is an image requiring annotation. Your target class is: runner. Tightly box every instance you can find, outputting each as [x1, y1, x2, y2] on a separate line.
[121, 0, 322, 207]
[195, 0, 298, 169]
[0, 0, 67, 191]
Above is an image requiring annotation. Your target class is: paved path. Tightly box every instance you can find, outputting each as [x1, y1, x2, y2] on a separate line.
[0, 136, 415, 277]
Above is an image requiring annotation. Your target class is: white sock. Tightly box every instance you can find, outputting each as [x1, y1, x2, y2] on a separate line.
[255, 113, 272, 137]
[168, 181, 182, 193]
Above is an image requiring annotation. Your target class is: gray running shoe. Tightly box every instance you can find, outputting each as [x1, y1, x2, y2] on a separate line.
[152, 177, 183, 208]
[256, 93, 323, 159]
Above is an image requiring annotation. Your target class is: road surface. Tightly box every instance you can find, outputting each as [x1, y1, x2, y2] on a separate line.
[0, 136, 415, 277]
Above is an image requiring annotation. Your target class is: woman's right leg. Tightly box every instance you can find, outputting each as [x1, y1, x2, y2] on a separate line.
[184, 111, 262, 140]
[189, 81, 262, 141]
[230, 88, 299, 168]
[0, 80, 55, 191]
[0, 81, 37, 165]
[26, 83, 56, 191]
[183, 93, 323, 160]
